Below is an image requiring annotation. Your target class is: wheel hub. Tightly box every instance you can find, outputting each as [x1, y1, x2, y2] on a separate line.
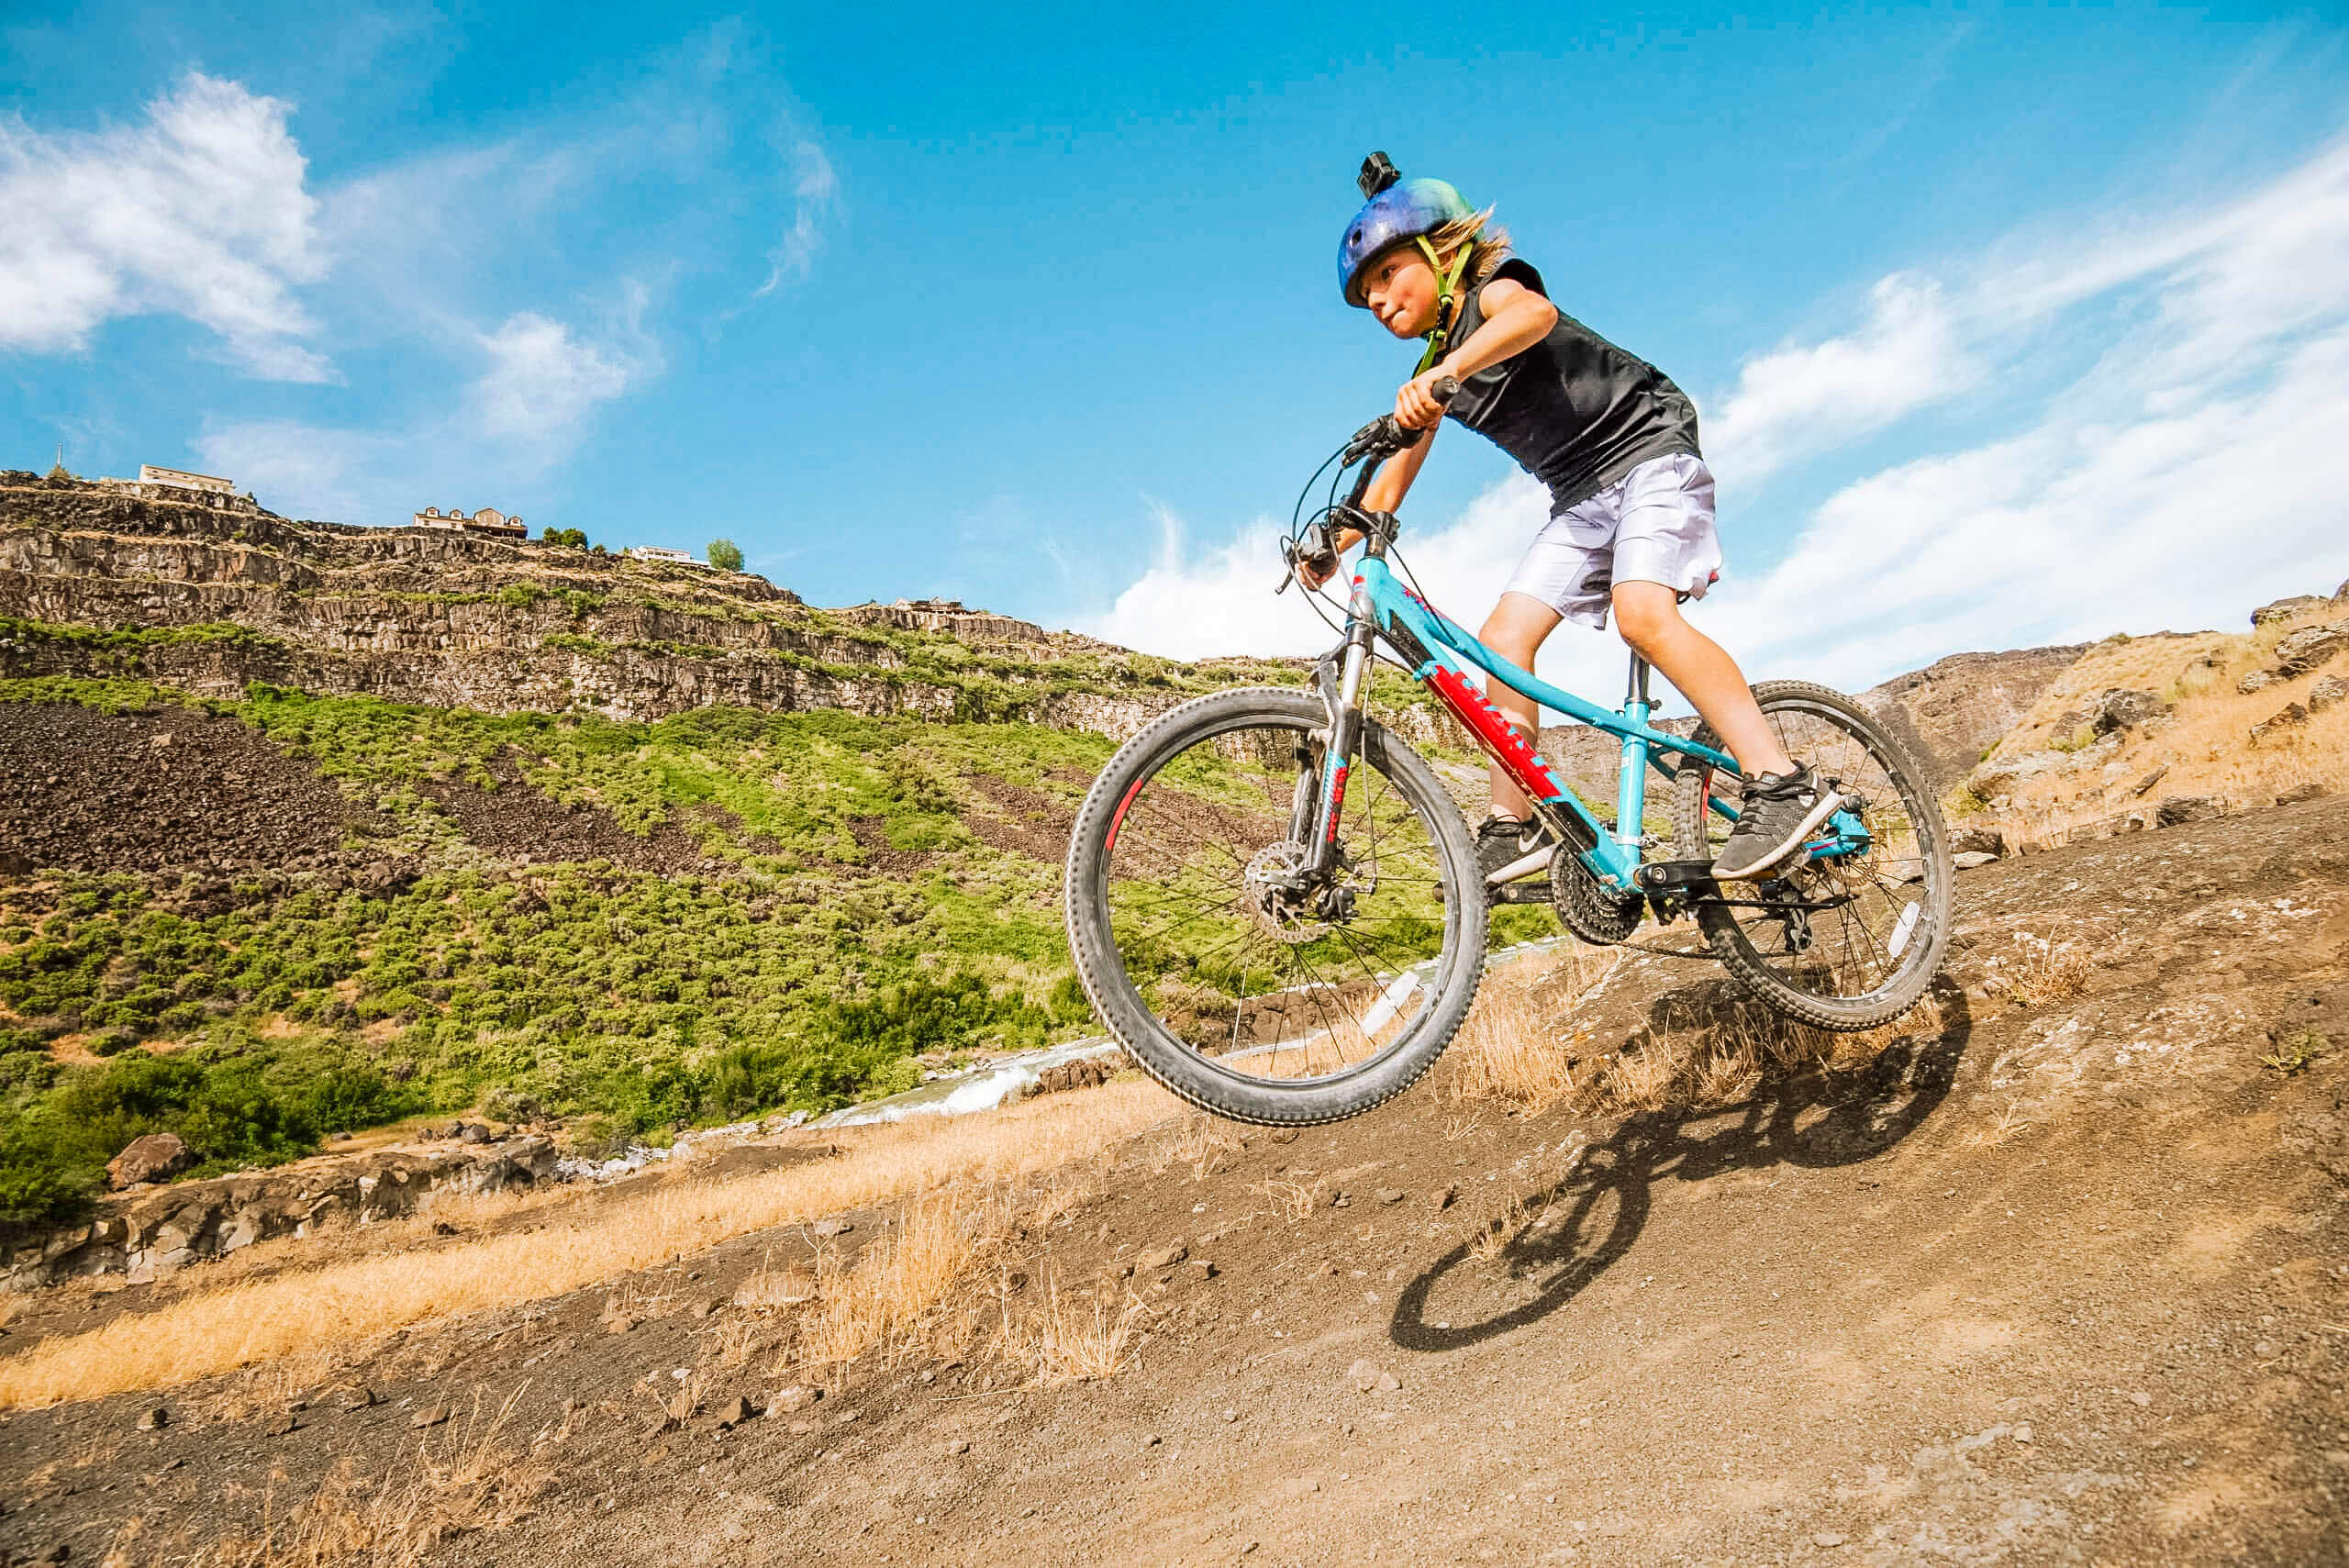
[1242, 840, 1336, 945]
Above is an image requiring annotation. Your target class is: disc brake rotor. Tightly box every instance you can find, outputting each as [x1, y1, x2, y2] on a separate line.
[1242, 840, 1333, 946]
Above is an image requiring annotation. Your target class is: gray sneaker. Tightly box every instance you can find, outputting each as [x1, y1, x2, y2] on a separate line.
[1475, 814, 1555, 886]
[1712, 765, 1841, 881]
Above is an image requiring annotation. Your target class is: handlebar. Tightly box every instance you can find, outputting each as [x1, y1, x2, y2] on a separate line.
[1277, 376, 1461, 594]
[1343, 375, 1461, 464]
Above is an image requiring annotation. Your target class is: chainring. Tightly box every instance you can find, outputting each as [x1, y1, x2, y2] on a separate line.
[1549, 846, 1645, 945]
[1242, 840, 1332, 946]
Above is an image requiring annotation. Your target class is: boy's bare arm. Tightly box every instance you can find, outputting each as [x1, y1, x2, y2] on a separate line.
[1396, 276, 1558, 428]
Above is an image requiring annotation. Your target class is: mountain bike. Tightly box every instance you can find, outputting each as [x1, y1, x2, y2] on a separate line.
[1063, 381, 1952, 1125]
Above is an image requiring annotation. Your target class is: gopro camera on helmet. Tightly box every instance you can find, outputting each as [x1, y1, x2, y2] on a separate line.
[1357, 151, 1400, 201]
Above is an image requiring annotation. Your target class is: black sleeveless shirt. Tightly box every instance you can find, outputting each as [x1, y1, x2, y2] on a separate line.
[1442, 258, 1702, 514]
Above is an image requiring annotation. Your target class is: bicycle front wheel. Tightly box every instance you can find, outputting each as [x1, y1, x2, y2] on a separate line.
[1063, 687, 1486, 1125]
[1671, 680, 1952, 1030]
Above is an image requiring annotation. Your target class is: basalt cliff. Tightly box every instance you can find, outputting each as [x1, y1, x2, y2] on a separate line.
[0, 473, 1283, 738]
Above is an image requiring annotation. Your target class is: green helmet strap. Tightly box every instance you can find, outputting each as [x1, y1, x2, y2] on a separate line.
[1412, 236, 1475, 375]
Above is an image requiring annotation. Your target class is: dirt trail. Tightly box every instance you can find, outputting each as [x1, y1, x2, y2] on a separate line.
[6, 798, 2348, 1566]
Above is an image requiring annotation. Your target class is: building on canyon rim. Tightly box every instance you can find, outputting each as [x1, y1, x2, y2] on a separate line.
[95, 464, 260, 516]
[412, 505, 528, 539]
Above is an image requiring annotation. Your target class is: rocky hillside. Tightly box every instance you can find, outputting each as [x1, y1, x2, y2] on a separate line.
[0, 472, 1295, 732]
[1954, 582, 2349, 855]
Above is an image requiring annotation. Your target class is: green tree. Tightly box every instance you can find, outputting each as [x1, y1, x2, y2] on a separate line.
[707, 539, 744, 573]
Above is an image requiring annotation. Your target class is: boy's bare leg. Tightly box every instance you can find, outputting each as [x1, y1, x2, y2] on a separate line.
[1610, 582, 1797, 777]
[1475, 592, 1564, 818]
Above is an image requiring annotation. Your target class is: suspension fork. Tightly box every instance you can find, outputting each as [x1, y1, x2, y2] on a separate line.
[1308, 617, 1377, 873]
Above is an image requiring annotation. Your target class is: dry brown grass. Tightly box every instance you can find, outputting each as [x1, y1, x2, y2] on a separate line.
[1442, 949, 1951, 1120]
[1978, 930, 2095, 1008]
[1248, 1176, 1324, 1222]
[0, 1078, 1180, 1408]
[1992, 629, 2241, 756]
[989, 1267, 1151, 1386]
[1442, 945, 1601, 1112]
[53, 1178, 583, 1320]
[730, 1256, 820, 1312]
[185, 1386, 554, 1567]
[1464, 1195, 1528, 1263]
[1594, 986, 1948, 1116]
[1151, 1113, 1242, 1181]
[795, 1187, 1000, 1368]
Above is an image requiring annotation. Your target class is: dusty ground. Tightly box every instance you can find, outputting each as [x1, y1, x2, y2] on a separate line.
[6, 796, 2348, 1565]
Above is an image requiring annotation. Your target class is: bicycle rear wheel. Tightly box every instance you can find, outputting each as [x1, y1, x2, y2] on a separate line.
[1063, 687, 1486, 1125]
[1671, 681, 1951, 1030]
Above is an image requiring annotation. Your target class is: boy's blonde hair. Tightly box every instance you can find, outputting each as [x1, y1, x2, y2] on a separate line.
[1423, 206, 1512, 293]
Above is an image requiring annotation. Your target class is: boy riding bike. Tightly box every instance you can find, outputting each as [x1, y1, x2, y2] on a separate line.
[1303, 154, 1825, 883]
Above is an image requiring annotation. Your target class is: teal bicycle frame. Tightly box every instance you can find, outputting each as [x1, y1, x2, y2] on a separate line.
[1308, 552, 1871, 899]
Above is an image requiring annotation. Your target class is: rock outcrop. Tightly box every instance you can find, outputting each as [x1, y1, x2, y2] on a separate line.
[1856, 645, 2089, 793]
[2271, 620, 2349, 681]
[6, 1134, 557, 1291]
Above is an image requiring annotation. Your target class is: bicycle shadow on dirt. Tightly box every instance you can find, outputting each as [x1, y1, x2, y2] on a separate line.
[1390, 971, 1974, 1354]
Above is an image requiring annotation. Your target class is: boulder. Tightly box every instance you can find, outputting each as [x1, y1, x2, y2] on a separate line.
[106, 1132, 192, 1191]
[2239, 670, 2276, 695]
[1949, 824, 2005, 857]
[2090, 688, 2168, 735]
[1030, 1054, 1116, 1096]
[766, 1385, 823, 1416]
[2277, 782, 2328, 805]
[2273, 621, 2349, 680]
[2155, 795, 2221, 828]
[1964, 750, 2069, 803]
[2250, 703, 2309, 744]
[2310, 674, 2346, 715]
[1953, 851, 2000, 871]
[2251, 595, 2329, 626]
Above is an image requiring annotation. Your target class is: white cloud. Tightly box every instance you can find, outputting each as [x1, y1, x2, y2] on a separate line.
[469, 312, 633, 442]
[755, 139, 839, 297]
[1708, 136, 2349, 484]
[1706, 275, 1975, 482]
[0, 72, 330, 381]
[1084, 133, 2349, 711]
[1704, 322, 2349, 695]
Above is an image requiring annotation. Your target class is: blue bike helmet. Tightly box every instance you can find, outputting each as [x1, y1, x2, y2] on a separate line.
[1338, 167, 1475, 307]
[1340, 155, 1481, 373]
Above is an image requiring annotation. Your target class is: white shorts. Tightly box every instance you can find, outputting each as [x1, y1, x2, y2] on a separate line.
[1501, 452, 1723, 629]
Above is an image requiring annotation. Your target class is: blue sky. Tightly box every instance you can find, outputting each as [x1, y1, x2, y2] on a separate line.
[6, 3, 2348, 707]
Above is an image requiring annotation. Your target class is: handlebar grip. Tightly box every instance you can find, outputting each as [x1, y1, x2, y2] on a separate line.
[1431, 374, 1461, 405]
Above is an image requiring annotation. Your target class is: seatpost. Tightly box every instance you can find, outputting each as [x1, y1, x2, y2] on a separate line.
[1615, 654, 1653, 852]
